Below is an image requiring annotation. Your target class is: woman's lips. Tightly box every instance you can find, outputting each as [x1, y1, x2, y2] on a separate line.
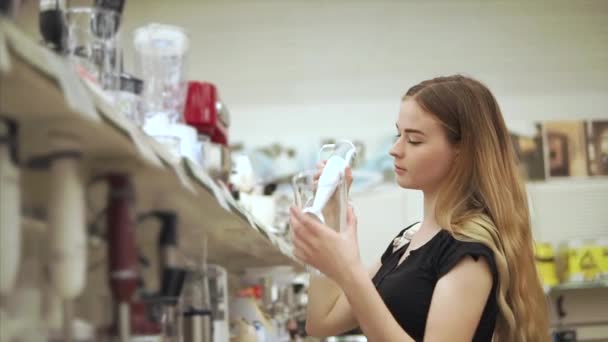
[394, 165, 407, 174]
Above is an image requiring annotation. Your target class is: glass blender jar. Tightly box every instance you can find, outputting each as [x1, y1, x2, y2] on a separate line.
[134, 23, 189, 155]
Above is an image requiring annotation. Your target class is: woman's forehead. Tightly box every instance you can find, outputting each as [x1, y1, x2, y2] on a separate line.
[398, 100, 441, 132]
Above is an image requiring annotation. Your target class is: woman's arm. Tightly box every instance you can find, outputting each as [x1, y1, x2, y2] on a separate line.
[424, 255, 493, 341]
[305, 160, 373, 336]
[338, 263, 415, 342]
[305, 261, 381, 336]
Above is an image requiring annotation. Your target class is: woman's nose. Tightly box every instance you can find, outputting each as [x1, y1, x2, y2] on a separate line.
[389, 139, 403, 159]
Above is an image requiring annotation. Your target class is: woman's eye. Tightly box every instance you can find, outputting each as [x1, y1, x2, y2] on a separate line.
[408, 140, 421, 145]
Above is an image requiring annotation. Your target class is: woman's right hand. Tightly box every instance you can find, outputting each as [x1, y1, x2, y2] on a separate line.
[313, 160, 353, 192]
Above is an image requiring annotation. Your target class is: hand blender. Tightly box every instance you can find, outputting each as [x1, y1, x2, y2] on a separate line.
[302, 140, 357, 226]
[138, 210, 187, 339]
[107, 174, 138, 342]
[0, 118, 19, 294]
[208, 264, 230, 342]
[182, 236, 213, 342]
[39, 0, 88, 304]
[43, 133, 87, 342]
[137, 211, 186, 298]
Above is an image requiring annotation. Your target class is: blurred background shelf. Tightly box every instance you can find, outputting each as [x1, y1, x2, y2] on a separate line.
[548, 280, 608, 295]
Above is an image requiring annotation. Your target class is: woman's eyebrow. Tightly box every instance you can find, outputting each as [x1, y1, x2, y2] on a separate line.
[396, 123, 425, 136]
[404, 129, 425, 136]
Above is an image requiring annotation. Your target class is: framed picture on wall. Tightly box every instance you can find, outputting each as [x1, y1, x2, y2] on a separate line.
[510, 123, 545, 181]
[542, 121, 589, 178]
[586, 120, 608, 176]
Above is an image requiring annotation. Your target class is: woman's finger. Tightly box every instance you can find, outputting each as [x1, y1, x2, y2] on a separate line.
[313, 171, 321, 182]
[314, 160, 327, 181]
[290, 208, 315, 238]
[314, 169, 322, 181]
[293, 234, 313, 257]
[345, 205, 358, 237]
[346, 205, 356, 225]
[291, 207, 324, 237]
[289, 211, 301, 232]
[292, 219, 315, 249]
[293, 249, 307, 263]
[345, 166, 353, 189]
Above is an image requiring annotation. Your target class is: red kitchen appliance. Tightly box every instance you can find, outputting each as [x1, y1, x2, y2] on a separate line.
[183, 81, 232, 181]
[183, 81, 230, 145]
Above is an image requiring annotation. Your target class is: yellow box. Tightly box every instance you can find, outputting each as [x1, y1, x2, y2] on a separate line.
[534, 242, 559, 287]
[596, 238, 608, 279]
[565, 240, 601, 282]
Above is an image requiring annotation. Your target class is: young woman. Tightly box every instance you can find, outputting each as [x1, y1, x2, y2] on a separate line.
[289, 75, 549, 341]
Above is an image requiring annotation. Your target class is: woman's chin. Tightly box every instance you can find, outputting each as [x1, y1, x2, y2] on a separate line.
[395, 176, 415, 189]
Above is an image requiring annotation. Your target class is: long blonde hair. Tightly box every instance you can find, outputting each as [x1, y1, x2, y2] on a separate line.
[404, 75, 549, 341]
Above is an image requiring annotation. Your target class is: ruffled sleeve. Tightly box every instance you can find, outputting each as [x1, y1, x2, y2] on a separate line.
[435, 238, 498, 281]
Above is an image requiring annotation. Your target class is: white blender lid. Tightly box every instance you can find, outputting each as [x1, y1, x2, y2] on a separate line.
[134, 23, 189, 56]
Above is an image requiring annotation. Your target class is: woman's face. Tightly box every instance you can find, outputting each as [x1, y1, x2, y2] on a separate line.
[389, 99, 459, 193]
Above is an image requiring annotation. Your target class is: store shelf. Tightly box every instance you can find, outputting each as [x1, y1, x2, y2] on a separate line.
[548, 280, 608, 296]
[0, 18, 300, 273]
[547, 280, 608, 339]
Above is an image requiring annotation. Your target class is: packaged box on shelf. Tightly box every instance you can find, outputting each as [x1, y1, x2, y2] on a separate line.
[556, 238, 607, 284]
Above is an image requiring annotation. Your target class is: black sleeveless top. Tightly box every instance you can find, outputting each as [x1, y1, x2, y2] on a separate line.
[371, 223, 498, 342]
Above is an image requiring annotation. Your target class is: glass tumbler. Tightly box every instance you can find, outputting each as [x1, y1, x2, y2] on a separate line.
[65, 7, 121, 92]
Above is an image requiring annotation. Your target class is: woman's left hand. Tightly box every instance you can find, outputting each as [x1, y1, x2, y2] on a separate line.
[289, 205, 363, 284]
